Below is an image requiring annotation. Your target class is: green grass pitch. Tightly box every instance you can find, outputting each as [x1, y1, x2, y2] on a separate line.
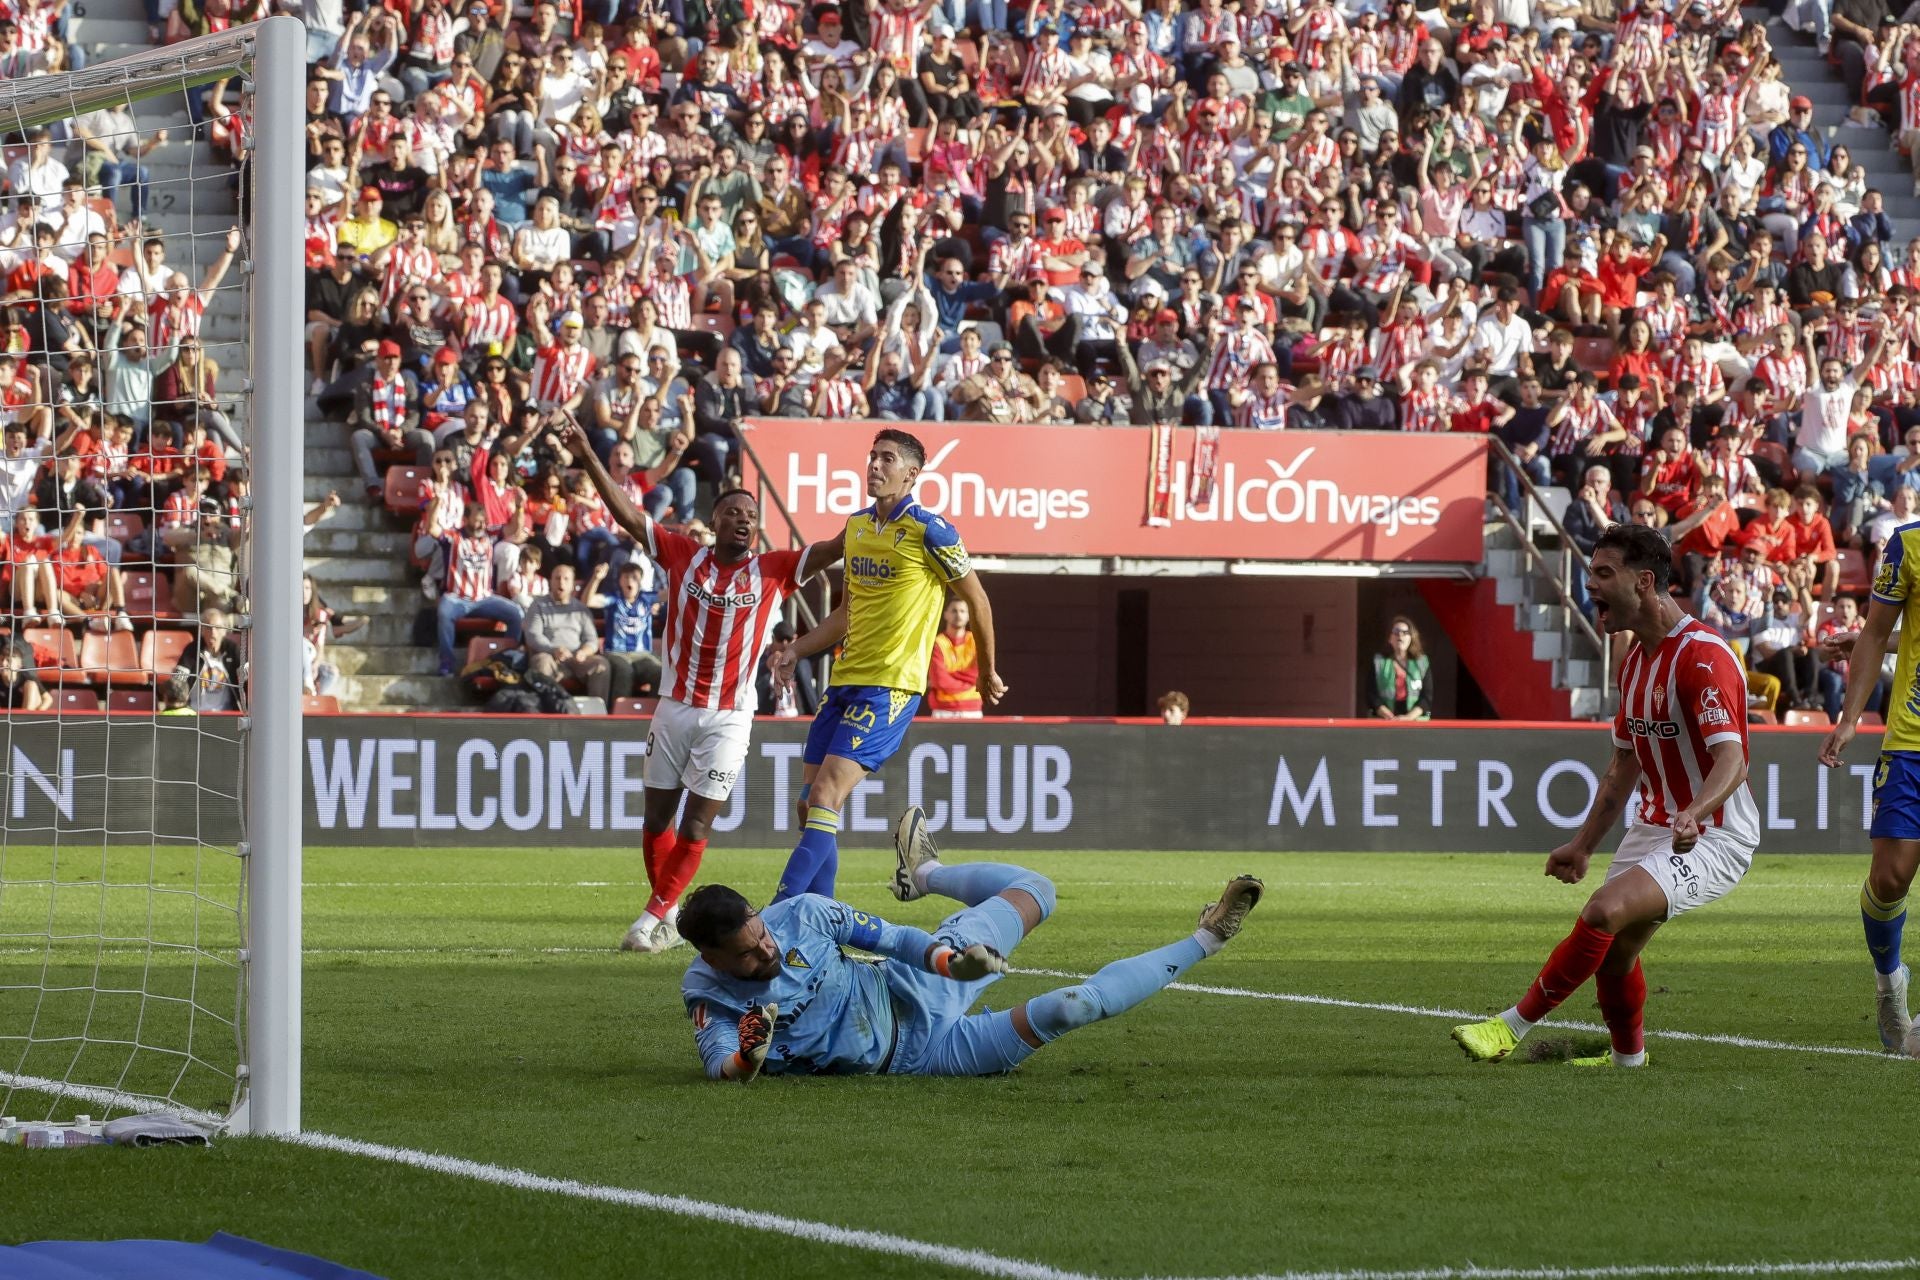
[5, 846, 1918, 1280]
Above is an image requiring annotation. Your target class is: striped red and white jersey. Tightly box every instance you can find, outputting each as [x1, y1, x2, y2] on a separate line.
[1180, 128, 1232, 177]
[160, 484, 201, 529]
[1642, 297, 1689, 352]
[1824, 314, 1875, 367]
[305, 213, 340, 269]
[814, 375, 866, 418]
[1314, 331, 1365, 385]
[1293, 4, 1345, 68]
[1381, 22, 1422, 70]
[1701, 450, 1761, 500]
[1288, 131, 1338, 182]
[149, 293, 205, 348]
[1753, 350, 1808, 403]
[1354, 228, 1421, 294]
[988, 235, 1042, 282]
[1901, 71, 1920, 132]
[1302, 225, 1349, 282]
[442, 530, 497, 602]
[1401, 384, 1458, 433]
[831, 124, 884, 176]
[414, 478, 465, 544]
[1548, 396, 1616, 456]
[649, 273, 693, 330]
[1019, 44, 1074, 97]
[1205, 326, 1275, 391]
[1611, 616, 1759, 843]
[870, 3, 925, 71]
[460, 293, 517, 351]
[1611, 396, 1652, 456]
[570, 495, 614, 535]
[1104, 198, 1152, 245]
[1661, 351, 1725, 401]
[1690, 86, 1746, 157]
[1234, 388, 1291, 429]
[381, 242, 439, 310]
[648, 526, 814, 712]
[532, 342, 597, 408]
[1735, 297, 1789, 338]
[1057, 204, 1098, 242]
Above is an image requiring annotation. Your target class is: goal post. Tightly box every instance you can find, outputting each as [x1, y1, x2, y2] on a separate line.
[0, 17, 304, 1137]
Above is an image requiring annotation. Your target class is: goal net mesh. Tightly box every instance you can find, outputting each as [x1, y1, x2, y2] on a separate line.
[0, 37, 261, 1131]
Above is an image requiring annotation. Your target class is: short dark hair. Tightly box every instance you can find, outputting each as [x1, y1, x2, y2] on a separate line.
[873, 428, 926, 468]
[712, 487, 758, 511]
[1594, 522, 1673, 592]
[679, 884, 754, 950]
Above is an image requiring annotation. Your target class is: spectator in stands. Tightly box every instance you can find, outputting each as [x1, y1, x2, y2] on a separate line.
[48, 512, 128, 631]
[585, 558, 661, 701]
[0, 637, 48, 710]
[172, 502, 242, 617]
[434, 504, 524, 676]
[1367, 616, 1433, 722]
[348, 339, 432, 502]
[523, 561, 611, 706]
[757, 619, 818, 718]
[170, 607, 244, 714]
[927, 597, 984, 719]
[1158, 691, 1190, 726]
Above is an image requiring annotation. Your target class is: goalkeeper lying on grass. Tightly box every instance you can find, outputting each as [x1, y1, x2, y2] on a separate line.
[680, 807, 1262, 1080]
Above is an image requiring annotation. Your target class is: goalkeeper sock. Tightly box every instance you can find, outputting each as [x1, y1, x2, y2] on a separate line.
[772, 805, 840, 904]
[1861, 882, 1908, 977]
[1511, 917, 1616, 1030]
[1595, 959, 1647, 1057]
[1026, 936, 1207, 1044]
[648, 835, 708, 920]
[924, 861, 1026, 905]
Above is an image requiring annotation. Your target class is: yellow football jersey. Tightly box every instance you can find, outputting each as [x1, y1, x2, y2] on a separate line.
[1871, 523, 1920, 751]
[831, 497, 972, 693]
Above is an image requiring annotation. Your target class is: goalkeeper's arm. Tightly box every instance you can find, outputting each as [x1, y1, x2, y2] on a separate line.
[824, 903, 1006, 981]
[692, 1001, 779, 1082]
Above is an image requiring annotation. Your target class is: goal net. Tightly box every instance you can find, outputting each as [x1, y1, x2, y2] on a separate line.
[0, 18, 303, 1137]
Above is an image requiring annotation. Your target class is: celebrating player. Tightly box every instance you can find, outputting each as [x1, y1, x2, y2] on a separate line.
[680, 808, 1263, 1080]
[767, 430, 1005, 904]
[564, 421, 843, 953]
[1453, 525, 1760, 1068]
[1818, 522, 1920, 1055]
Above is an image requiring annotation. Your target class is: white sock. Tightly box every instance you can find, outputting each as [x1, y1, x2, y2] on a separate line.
[1612, 1049, 1647, 1068]
[630, 913, 658, 939]
[1192, 928, 1223, 957]
[913, 857, 942, 895]
[1497, 1006, 1536, 1039]
[1876, 966, 1907, 993]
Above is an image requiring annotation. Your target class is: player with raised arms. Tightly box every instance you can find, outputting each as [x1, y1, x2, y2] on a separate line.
[680, 809, 1263, 1080]
[767, 429, 1004, 903]
[563, 420, 844, 953]
[1452, 524, 1760, 1067]
[1818, 519, 1920, 1055]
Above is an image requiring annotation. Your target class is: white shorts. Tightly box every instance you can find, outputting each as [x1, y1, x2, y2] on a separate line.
[1604, 822, 1755, 920]
[643, 697, 753, 801]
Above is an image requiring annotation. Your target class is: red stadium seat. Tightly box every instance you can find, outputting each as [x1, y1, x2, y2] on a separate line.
[122, 570, 179, 622]
[80, 630, 149, 688]
[464, 635, 517, 669]
[1749, 441, 1798, 491]
[384, 466, 427, 517]
[140, 628, 192, 682]
[1059, 374, 1087, 406]
[692, 312, 733, 338]
[453, 615, 510, 640]
[56, 687, 100, 712]
[106, 688, 155, 713]
[303, 695, 341, 714]
[906, 126, 929, 163]
[1572, 338, 1615, 372]
[610, 697, 657, 717]
[1838, 548, 1870, 595]
[21, 627, 76, 682]
[105, 510, 145, 546]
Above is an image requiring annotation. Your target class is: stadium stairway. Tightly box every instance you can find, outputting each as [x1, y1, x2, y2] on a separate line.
[1422, 521, 1609, 721]
[65, 16, 461, 711]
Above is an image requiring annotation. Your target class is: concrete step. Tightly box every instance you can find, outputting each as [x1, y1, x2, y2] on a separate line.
[1531, 630, 1565, 662]
[330, 644, 442, 678]
[348, 672, 478, 709]
[343, 583, 403, 607]
[307, 555, 415, 587]
[305, 527, 413, 559]
[1558, 657, 1601, 689]
[1570, 686, 1607, 720]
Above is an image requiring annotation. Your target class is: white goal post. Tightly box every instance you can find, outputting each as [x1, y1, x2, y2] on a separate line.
[0, 17, 304, 1137]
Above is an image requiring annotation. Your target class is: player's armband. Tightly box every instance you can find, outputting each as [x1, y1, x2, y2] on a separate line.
[844, 909, 884, 951]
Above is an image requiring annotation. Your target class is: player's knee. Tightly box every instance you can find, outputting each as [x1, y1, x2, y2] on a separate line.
[1027, 984, 1104, 1041]
[1012, 873, 1056, 923]
[1867, 859, 1916, 905]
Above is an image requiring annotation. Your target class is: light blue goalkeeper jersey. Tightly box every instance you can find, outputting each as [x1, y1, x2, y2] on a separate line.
[681, 895, 942, 1078]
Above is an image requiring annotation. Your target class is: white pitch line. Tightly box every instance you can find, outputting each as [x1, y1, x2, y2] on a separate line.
[1011, 970, 1894, 1061]
[1237, 1264, 1920, 1280]
[0, 1069, 223, 1128]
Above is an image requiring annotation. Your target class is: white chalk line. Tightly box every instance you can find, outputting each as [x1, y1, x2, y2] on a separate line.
[2, 1088, 1913, 1280]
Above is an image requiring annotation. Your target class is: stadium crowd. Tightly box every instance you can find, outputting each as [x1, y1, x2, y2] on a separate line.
[0, 0, 1914, 716]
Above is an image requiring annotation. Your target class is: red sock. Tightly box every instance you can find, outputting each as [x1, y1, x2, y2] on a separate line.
[642, 827, 675, 888]
[647, 836, 708, 919]
[1595, 959, 1647, 1055]
[1514, 918, 1617, 1023]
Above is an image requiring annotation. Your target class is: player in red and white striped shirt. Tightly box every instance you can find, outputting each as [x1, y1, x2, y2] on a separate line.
[564, 421, 845, 954]
[531, 313, 598, 412]
[1452, 522, 1759, 1069]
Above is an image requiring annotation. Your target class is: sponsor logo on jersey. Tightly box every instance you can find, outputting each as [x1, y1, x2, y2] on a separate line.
[1698, 685, 1730, 728]
[1626, 716, 1680, 739]
[685, 579, 761, 609]
[849, 554, 896, 580]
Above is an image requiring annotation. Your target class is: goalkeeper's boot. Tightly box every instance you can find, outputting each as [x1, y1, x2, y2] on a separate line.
[1197, 875, 1264, 945]
[1451, 1017, 1520, 1063]
[1876, 964, 1913, 1052]
[1569, 1051, 1648, 1068]
[891, 805, 939, 902]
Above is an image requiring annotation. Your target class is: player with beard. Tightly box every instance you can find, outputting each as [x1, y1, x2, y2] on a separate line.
[564, 421, 844, 953]
[1452, 524, 1760, 1067]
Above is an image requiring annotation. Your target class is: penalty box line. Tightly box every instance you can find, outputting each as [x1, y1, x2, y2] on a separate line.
[6, 1074, 1918, 1280]
[1010, 970, 1893, 1061]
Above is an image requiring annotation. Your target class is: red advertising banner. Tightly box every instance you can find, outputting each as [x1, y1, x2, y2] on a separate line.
[740, 421, 1488, 563]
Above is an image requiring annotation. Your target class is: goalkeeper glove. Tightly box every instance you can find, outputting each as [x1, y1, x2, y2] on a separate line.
[935, 943, 1007, 981]
[732, 1002, 778, 1082]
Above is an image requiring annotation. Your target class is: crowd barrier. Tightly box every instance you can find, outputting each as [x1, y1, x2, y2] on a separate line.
[0, 717, 1886, 853]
